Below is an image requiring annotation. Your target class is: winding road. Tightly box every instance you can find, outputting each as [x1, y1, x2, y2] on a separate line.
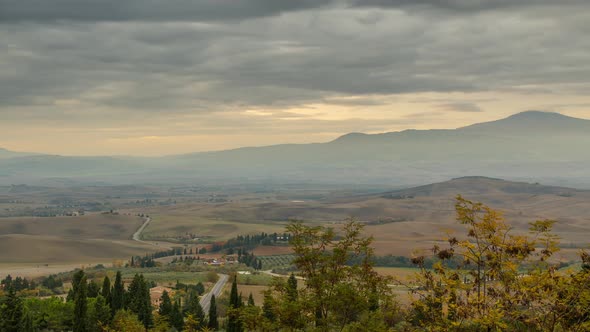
[200, 274, 229, 313]
[131, 216, 174, 249]
[132, 216, 151, 243]
[132, 215, 228, 312]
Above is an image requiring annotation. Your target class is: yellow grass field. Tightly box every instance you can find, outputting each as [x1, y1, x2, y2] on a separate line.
[0, 213, 155, 270]
[237, 285, 269, 305]
[138, 203, 291, 242]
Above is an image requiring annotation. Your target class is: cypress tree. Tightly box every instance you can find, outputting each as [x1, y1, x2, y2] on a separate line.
[208, 294, 218, 330]
[184, 290, 205, 328]
[67, 270, 85, 302]
[287, 273, 298, 302]
[127, 274, 153, 329]
[87, 279, 100, 298]
[262, 291, 276, 322]
[111, 271, 125, 316]
[227, 275, 242, 332]
[73, 274, 88, 332]
[248, 293, 255, 306]
[170, 300, 184, 331]
[101, 276, 111, 306]
[158, 290, 173, 317]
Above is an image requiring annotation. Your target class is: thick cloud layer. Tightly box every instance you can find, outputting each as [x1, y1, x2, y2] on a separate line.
[1, 0, 589, 155]
[0, 0, 337, 22]
[1, 0, 587, 22]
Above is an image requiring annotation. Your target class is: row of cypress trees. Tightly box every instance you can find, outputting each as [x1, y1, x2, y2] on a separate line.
[69, 270, 152, 331]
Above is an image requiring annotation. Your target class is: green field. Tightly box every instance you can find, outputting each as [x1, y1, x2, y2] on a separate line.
[236, 272, 275, 286]
[141, 208, 289, 243]
[257, 255, 295, 270]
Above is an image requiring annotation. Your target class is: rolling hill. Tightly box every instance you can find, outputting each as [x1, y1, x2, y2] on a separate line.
[1, 111, 589, 187]
[0, 213, 156, 265]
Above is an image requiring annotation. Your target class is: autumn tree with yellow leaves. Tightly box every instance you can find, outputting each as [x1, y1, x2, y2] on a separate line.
[408, 195, 590, 331]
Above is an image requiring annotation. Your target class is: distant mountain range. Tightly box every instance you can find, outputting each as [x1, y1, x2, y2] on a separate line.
[1, 111, 590, 187]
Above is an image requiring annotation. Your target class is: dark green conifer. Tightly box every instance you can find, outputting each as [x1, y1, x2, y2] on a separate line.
[127, 274, 153, 328]
[101, 276, 111, 306]
[207, 294, 218, 330]
[287, 273, 298, 302]
[158, 290, 173, 317]
[184, 290, 205, 328]
[73, 274, 88, 332]
[111, 271, 125, 316]
[170, 300, 184, 331]
[227, 275, 242, 332]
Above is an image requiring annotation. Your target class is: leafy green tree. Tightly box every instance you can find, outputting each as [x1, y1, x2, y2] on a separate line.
[151, 313, 172, 332]
[268, 277, 305, 330]
[240, 304, 263, 331]
[88, 294, 111, 332]
[183, 314, 200, 332]
[408, 195, 589, 331]
[275, 220, 393, 331]
[207, 295, 218, 330]
[73, 274, 88, 332]
[107, 309, 144, 332]
[111, 271, 125, 316]
[0, 287, 24, 332]
[23, 297, 74, 331]
[20, 305, 35, 332]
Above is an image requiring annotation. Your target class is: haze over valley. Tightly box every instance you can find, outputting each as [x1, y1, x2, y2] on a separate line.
[2, 111, 590, 188]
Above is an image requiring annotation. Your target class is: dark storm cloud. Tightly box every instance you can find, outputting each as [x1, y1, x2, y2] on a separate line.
[0, 0, 589, 125]
[0, 0, 336, 22]
[2, 0, 588, 23]
[348, 0, 588, 12]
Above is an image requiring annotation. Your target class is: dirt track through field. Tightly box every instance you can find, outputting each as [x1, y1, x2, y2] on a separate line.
[132, 216, 174, 249]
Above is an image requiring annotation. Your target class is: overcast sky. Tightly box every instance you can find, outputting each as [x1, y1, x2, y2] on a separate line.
[1, 0, 589, 156]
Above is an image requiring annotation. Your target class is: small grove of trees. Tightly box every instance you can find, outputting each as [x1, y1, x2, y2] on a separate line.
[220, 232, 292, 252]
[0, 270, 170, 332]
[236, 248, 263, 270]
[155, 286, 210, 331]
[208, 232, 291, 253]
[1, 275, 36, 293]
